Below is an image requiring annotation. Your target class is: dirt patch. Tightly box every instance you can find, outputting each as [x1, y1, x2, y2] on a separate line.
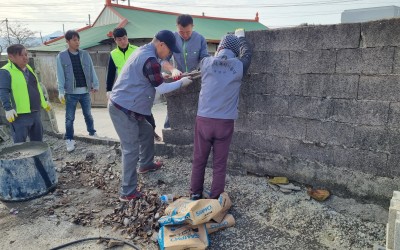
[0, 134, 387, 249]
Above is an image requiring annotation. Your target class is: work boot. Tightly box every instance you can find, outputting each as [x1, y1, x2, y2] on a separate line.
[119, 190, 143, 202]
[137, 160, 163, 174]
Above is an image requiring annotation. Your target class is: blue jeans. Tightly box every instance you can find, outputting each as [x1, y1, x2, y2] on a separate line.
[64, 93, 96, 140]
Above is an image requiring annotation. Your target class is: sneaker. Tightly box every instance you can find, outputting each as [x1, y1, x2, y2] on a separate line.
[65, 139, 75, 152]
[137, 160, 163, 174]
[90, 133, 98, 137]
[190, 193, 202, 201]
[119, 190, 143, 202]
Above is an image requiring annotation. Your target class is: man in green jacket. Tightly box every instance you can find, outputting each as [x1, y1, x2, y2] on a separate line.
[0, 44, 51, 143]
[106, 27, 161, 141]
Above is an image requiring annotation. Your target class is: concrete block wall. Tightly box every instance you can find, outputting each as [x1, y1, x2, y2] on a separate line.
[386, 191, 400, 250]
[163, 18, 400, 203]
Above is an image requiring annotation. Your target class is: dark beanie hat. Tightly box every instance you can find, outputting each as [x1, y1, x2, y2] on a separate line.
[217, 34, 240, 56]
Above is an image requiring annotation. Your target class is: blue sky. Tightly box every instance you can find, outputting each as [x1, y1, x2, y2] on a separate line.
[1, 0, 399, 35]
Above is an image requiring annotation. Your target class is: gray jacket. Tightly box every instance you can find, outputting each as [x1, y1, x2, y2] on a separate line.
[173, 31, 209, 72]
[110, 43, 157, 116]
[197, 37, 252, 120]
[56, 49, 99, 94]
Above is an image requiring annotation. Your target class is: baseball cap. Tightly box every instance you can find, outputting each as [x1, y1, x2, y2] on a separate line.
[155, 30, 181, 53]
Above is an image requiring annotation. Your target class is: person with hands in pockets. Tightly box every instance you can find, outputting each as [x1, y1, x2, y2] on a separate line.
[56, 30, 99, 152]
[190, 28, 253, 200]
[108, 30, 193, 202]
[0, 44, 51, 143]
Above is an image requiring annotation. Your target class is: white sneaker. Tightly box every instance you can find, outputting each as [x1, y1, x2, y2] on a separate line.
[90, 133, 98, 137]
[65, 139, 75, 152]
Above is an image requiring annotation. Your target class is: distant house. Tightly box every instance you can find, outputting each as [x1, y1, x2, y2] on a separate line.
[341, 5, 400, 23]
[30, 0, 267, 106]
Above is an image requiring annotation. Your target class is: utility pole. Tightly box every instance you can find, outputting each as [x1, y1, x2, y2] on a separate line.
[63, 24, 65, 34]
[88, 14, 91, 26]
[5, 18, 11, 45]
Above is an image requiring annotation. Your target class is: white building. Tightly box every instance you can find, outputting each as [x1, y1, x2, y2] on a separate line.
[341, 5, 400, 23]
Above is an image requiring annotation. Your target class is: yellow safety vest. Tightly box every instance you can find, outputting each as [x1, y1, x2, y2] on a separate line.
[110, 44, 138, 75]
[1, 60, 48, 114]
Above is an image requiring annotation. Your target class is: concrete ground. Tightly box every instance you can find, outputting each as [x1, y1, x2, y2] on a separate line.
[52, 102, 168, 141]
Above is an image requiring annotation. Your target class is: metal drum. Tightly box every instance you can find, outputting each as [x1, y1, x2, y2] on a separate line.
[0, 141, 58, 201]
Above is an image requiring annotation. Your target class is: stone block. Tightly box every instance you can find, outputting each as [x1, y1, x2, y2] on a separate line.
[251, 133, 293, 157]
[264, 116, 307, 140]
[288, 96, 335, 120]
[238, 151, 289, 176]
[331, 100, 389, 126]
[354, 125, 388, 152]
[336, 48, 362, 73]
[243, 30, 260, 51]
[154, 142, 174, 157]
[306, 23, 361, 49]
[248, 51, 289, 74]
[256, 26, 309, 52]
[386, 154, 400, 176]
[243, 74, 303, 96]
[235, 112, 268, 131]
[362, 18, 400, 47]
[167, 92, 198, 130]
[241, 73, 269, 94]
[359, 75, 400, 102]
[270, 74, 303, 96]
[389, 102, 400, 127]
[394, 48, 400, 74]
[168, 110, 196, 130]
[302, 74, 358, 99]
[230, 130, 255, 152]
[336, 47, 394, 74]
[290, 49, 336, 74]
[162, 129, 193, 145]
[245, 94, 289, 115]
[306, 120, 354, 146]
[387, 128, 400, 155]
[333, 147, 388, 176]
[394, 211, 400, 250]
[387, 191, 400, 250]
[290, 141, 335, 165]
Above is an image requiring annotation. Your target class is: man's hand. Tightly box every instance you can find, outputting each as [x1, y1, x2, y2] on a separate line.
[58, 94, 65, 104]
[106, 91, 111, 99]
[90, 88, 98, 94]
[45, 102, 51, 112]
[235, 28, 245, 38]
[5, 109, 17, 123]
[172, 68, 183, 80]
[180, 76, 193, 88]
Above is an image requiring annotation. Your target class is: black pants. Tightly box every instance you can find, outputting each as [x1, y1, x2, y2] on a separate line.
[145, 114, 156, 130]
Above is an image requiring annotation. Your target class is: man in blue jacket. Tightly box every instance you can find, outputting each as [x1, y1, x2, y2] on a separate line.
[56, 30, 99, 152]
[190, 29, 252, 200]
[162, 14, 209, 128]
